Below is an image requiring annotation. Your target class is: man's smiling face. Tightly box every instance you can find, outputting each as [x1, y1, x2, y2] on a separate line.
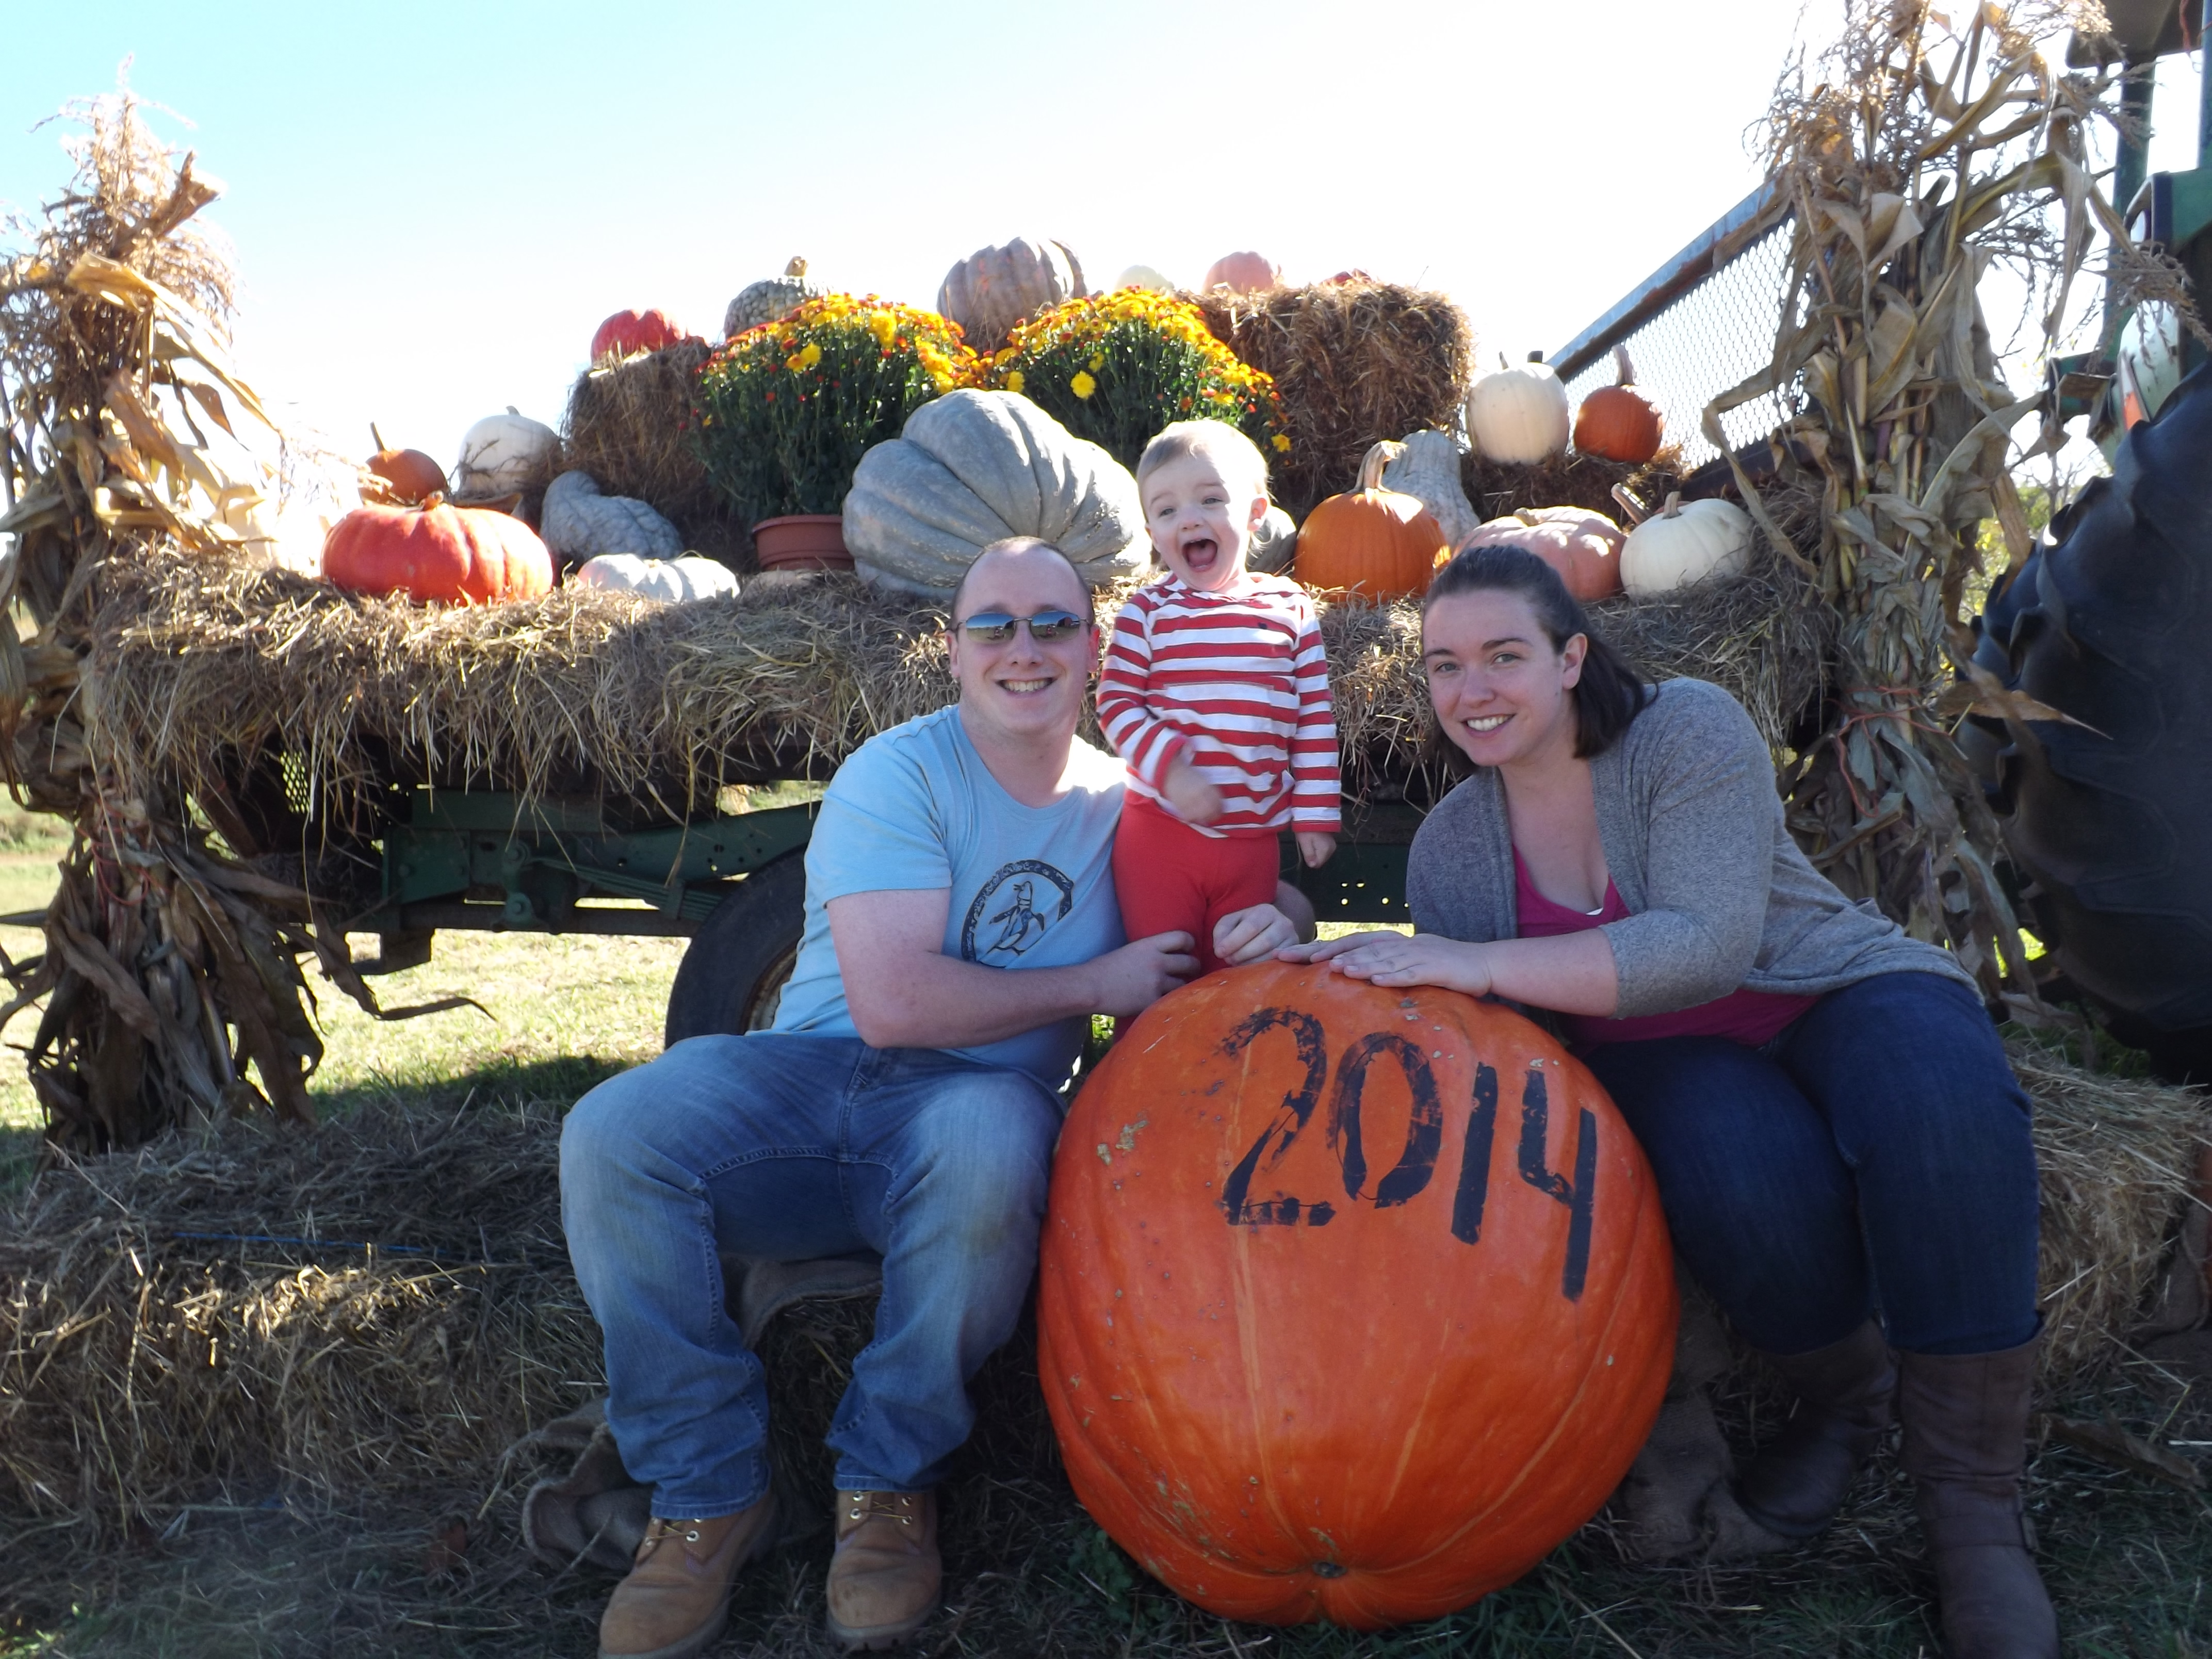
[945, 541, 1097, 746]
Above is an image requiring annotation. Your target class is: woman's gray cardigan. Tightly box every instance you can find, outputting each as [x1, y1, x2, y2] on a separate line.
[1405, 678, 1973, 1019]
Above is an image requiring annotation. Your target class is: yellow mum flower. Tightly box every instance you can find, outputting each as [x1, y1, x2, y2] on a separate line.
[798, 341, 823, 368]
[1087, 354, 1104, 371]
[1272, 433, 1292, 451]
[1070, 371, 1096, 400]
[931, 371, 953, 393]
[870, 313, 897, 346]
[1005, 370, 1025, 395]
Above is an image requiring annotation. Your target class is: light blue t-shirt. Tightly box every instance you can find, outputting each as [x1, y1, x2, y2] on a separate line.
[772, 706, 1127, 1091]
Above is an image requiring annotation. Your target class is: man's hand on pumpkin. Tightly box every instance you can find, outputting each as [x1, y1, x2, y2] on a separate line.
[1092, 931, 1200, 1016]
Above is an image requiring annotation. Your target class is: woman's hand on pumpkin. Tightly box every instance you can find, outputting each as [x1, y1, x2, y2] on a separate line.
[1161, 756, 1224, 825]
[1092, 931, 1200, 1016]
[1279, 932, 1494, 995]
[1212, 904, 1299, 967]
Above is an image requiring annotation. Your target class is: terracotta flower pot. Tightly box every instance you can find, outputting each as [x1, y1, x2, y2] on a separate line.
[752, 514, 853, 573]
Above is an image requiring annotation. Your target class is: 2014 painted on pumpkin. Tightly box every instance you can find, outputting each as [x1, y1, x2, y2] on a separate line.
[1214, 1004, 1597, 1301]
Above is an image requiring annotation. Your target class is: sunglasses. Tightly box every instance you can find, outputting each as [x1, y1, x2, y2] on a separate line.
[955, 608, 1089, 643]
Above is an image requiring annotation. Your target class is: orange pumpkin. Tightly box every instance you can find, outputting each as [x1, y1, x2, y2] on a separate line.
[590, 307, 689, 363]
[322, 495, 554, 605]
[1294, 446, 1450, 602]
[1571, 346, 1664, 464]
[363, 424, 448, 506]
[1460, 506, 1627, 601]
[1038, 962, 1676, 1629]
[1201, 250, 1282, 294]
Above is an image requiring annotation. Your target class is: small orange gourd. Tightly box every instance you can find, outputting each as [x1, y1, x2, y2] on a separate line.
[323, 494, 554, 605]
[1294, 446, 1450, 602]
[1039, 962, 1677, 1628]
[362, 423, 448, 506]
[1572, 346, 1665, 464]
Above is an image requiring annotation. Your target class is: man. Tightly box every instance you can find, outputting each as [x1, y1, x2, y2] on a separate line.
[560, 537, 1299, 1657]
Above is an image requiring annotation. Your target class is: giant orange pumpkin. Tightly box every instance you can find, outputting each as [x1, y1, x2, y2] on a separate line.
[1038, 961, 1676, 1629]
[1293, 446, 1450, 603]
[1571, 347, 1664, 465]
[322, 495, 554, 605]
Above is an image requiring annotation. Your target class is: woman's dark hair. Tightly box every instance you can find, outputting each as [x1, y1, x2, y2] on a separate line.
[1421, 542, 1652, 766]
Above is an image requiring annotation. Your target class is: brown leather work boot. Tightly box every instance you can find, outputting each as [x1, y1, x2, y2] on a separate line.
[824, 1488, 939, 1651]
[1897, 1337, 2059, 1658]
[1735, 1319, 1897, 1538]
[597, 1492, 778, 1659]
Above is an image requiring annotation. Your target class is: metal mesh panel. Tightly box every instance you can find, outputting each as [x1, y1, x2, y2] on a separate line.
[1561, 220, 1803, 470]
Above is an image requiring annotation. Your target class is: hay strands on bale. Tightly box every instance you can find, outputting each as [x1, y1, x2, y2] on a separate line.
[1703, 0, 2202, 1009]
[0, 91, 468, 1153]
[1192, 278, 1473, 519]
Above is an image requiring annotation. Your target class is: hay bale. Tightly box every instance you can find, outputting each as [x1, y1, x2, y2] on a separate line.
[1465, 445, 1686, 524]
[560, 340, 749, 566]
[0, 1101, 600, 1537]
[91, 549, 1828, 831]
[1192, 281, 1473, 520]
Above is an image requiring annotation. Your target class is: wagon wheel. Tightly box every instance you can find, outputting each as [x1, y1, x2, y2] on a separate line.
[663, 853, 808, 1047]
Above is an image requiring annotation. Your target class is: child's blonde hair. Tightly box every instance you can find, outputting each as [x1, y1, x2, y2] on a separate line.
[1134, 419, 1271, 502]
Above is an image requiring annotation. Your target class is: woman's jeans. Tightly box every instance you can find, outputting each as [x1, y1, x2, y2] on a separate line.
[1580, 971, 2040, 1358]
[560, 1032, 1062, 1520]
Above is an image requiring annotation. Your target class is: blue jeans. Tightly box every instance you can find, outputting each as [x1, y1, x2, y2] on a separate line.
[1581, 971, 2041, 1358]
[559, 1032, 1063, 1519]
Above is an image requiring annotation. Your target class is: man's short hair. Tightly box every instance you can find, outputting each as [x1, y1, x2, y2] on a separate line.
[1134, 419, 1271, 501]
[949, 536, 1091, 623]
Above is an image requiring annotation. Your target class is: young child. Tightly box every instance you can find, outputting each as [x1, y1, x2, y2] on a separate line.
[1096, 419, 1340, 976]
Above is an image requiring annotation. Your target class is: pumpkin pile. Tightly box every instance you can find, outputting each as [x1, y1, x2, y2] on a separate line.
[1039, 962, 1676, 1627]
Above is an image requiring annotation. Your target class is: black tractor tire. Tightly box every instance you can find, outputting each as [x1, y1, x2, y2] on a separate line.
[663, 853, 809, 1048]
[1980, 357, 2212, 1081]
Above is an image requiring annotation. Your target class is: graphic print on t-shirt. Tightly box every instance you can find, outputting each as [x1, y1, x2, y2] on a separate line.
[962, 859, 1076, 962]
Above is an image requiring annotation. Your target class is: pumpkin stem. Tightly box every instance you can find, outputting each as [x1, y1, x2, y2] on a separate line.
[1513, 509, 1543, 527]
[419, 492, 445, 512]
[1662, 491, 1684, 519]
[1498, 351, 1509, 371]
[1358, 440, 1406, 493]
[786, 256, 807, 278]
[369, 421, 387, 453]
[1609, 483, 1650, 526]
[1612, 345, 1637, 387]
[1526, 350, 1544, 364]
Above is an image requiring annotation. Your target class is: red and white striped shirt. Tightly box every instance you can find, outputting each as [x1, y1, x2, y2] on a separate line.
[1096, 575, 1341, 836]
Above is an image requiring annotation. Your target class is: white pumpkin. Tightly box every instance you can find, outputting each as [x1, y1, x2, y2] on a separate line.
[1374, 430, 1478, 549]
[842, 389, 1148, 594]
[574, 552, 739, 603]
[541, 470, 684, 563]
[1247, 505, 1298, 575]
[456, 407, 560, 500]
[1619, 493, 1754, 595]
[1465, 353, 1570, 466]
[1115, 264, 1174, 292]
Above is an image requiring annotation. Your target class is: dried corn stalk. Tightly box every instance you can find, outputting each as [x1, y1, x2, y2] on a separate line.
[1707, 0, 2175, 1005]
[0, 93, 452, 1150]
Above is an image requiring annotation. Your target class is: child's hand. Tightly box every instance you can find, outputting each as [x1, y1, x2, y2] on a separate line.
[1162, 756, 1223, 825]
[1296, 832, 1336, 869]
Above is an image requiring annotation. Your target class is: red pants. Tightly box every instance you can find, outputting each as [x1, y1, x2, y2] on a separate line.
[1113, 795, 1279, 976]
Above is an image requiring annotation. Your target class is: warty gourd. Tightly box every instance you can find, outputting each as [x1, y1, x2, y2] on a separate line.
[540, 470, 685, 564]
[1373, 431, 1478, 550]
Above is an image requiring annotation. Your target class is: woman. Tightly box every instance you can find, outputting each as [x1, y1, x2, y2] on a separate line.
[1281, 545, 2051, 1658]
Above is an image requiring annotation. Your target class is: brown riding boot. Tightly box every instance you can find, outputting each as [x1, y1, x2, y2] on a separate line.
[824, 1489, 939, 1651]
[1735, 1319, 1897, 1538]
[1897, 1337, 2059, 1658]
[597, 1492, 778, 1659]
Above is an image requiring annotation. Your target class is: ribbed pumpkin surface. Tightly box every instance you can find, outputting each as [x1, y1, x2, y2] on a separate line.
[1039, 961, 1675, 1629]
[322, 499, 553, 605]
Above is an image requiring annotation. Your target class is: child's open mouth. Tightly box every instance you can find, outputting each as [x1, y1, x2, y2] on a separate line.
[1178, 536, 1220, 574]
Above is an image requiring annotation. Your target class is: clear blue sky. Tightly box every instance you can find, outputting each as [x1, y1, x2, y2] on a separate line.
[5, 2, 2204, 480]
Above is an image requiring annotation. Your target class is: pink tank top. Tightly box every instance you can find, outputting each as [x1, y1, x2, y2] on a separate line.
[1512, 850, 1815, 1048]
